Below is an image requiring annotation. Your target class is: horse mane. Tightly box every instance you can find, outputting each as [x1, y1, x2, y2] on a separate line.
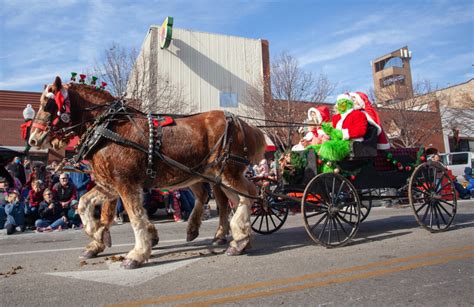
[67, 83, 116, 104]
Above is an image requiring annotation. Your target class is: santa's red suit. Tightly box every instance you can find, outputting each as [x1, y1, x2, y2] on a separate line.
[332, 109, 368, 141]
[350, 92, 390, 150]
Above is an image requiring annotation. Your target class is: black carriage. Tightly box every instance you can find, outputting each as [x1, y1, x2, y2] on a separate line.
[249, 146, 458, 248]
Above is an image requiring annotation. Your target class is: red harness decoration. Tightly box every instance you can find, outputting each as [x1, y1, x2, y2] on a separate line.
[152, 116, 174, 127]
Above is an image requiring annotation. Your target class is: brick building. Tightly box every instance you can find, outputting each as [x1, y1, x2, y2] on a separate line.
[0, 90, 59, 162]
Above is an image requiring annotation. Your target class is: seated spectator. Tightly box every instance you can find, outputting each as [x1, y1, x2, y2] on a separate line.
[52, 173, 77, 214]
[4, 189, 28, 235]
[67, 200, 82, 229]
[35, 189, 67, 232]
[0, 201, 6, 230]
[0, 178, 9, 205]
[462, 167, 474, 196]
[26, 179, 44, 228]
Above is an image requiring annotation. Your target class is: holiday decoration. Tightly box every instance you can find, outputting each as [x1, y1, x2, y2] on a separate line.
[91, 76, 98, 85]
[384, 147, 426, 172]
[100, 81, 107, 90]
[71, 72, 77, 82]
[79, 74, 86, 83]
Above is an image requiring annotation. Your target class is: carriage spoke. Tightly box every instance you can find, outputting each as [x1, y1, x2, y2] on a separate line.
[437, 198, 455, 207]
[327, 218, 333, 243]
[265, 213, 270, 232]
[421, 202, 431, 222]
[434, 203, 448, 226]
[437, 201, 453, 217]
[310, 213, 328, 232]
[305, 210, 326, 219]
[269, 208, 285, 222]
[333, 216, 341, 243]
[432, 201, 441, 229]
[267, 212, 278, 229]
[415, 202, 428, 214]
[335, 214, 350, 236]
[318, 216, 330, 240]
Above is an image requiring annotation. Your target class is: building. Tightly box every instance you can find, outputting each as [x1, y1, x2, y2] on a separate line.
[0, 90, 58, 162]
[129, 18, 270, 119]
[372, 46, 414, 105]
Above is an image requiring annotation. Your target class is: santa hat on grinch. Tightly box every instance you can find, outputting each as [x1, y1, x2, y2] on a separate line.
[349, 91, 390, 150]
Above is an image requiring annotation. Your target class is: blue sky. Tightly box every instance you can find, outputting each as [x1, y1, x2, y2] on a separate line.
[0, 0, 473, 102]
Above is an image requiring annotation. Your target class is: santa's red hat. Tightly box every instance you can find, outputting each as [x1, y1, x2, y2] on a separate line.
[307, 105, 330, 124]
[350, 91, 371, 110]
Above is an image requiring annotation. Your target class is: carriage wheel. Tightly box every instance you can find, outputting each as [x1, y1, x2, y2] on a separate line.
[302, 173, 361, 248]
[250, 193, 289, 235]
[408, 161, 457, 232]
[358, 189, 373, 223]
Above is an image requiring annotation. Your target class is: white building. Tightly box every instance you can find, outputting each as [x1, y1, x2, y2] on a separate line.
[129, 20, 270, 119]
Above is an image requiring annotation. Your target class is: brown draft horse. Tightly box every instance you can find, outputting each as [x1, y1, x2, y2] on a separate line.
[29, 76, 266, 269]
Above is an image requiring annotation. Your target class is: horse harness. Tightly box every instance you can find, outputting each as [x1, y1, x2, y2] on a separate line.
[70, 100, 251, 192]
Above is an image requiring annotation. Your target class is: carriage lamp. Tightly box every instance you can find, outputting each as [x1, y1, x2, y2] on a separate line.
[71, 72, 77, 82]
[79, 74, 87, 83]
[23, 104, 35, 120]
[91, 76, 98, 85]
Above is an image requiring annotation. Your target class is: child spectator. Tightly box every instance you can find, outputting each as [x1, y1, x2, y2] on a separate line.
[26, 179, 44, 228]
[4, 190, 28, 235]
[35, 189, 67, 232]
[0, 178, 9, 205]
[67, 200, 82, 229]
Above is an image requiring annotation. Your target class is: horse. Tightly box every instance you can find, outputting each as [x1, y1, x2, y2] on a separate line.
[29, 76, 266, 269]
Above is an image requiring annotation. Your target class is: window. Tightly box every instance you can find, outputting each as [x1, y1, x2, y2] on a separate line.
[450, 153, 468, 165]
[219, 92, 238, 108]
[380, 74, 406, 88]
[383, 57, 404, 69]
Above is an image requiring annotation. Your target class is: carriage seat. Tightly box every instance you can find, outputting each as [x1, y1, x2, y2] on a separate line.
[349, 124, 378, 158]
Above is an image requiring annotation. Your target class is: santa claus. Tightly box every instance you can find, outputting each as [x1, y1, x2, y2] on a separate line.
[349, 91, 390, 150]
[331, 94, 368, 141]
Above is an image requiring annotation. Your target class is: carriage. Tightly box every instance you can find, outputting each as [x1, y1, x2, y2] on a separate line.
[248, 144, 458, 248]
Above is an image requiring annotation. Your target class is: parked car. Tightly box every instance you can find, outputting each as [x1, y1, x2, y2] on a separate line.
[439, 152, 474, 177]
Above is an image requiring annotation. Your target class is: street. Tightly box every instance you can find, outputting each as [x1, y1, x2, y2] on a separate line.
[1, 200, 473, 306]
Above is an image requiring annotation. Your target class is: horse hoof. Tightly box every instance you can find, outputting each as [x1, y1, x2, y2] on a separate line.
[151, 237, 159, 247]
[225, 246, 245, 256]
[186, 230, 199, 242]
[102, 230, 112, 248]
[120, 259, 141, 270]
[212, 238, 227, 246]
[79, 250, 98, 259]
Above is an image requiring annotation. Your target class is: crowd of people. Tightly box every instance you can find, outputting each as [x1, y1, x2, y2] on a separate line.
[0, 157, 201, 235]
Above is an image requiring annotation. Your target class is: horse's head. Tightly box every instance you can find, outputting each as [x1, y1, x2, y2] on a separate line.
[29, 76, 73, 150]
[29, 76, 117, 151]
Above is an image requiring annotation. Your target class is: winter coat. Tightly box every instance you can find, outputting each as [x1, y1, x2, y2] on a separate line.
[5, 201, 28, 226]
[38, 200, 63, 222]
[0, 204, 6, 229]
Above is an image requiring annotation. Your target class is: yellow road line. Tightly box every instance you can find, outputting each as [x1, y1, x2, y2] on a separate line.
[180, 253, 474, 307]
[107, 245, 474, 307]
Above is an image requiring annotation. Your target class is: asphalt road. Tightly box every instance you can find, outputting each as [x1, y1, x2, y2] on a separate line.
[1, 200, 473, 306]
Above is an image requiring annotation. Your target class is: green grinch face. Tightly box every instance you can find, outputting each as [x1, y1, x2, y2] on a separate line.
[337, 98, 354, 114]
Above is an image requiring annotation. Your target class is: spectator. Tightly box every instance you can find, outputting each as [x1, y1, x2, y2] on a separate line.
[52, 173, 77, 213]
[0, 178, 9, 205]
[4, 190, 28, 235]
[35, 189, 67, 232]
[67, 200, 82, 229]
[114, 198, 125, 225]
[179, 188, 195, 221]
[0, 201, 6, 230]
[256, 159, 269, 177]
[462, 167, 474, 196]
[47, 160, 60, 187]
[7, 169, 23, 194]
[6, 156, 26, 185]
[26, 180, 44, 228]
[67, 163, 91, 198]
[26, 162, 48, 189]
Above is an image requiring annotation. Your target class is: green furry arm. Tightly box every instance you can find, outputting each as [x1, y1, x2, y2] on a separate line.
[322, 122, 343, 140]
